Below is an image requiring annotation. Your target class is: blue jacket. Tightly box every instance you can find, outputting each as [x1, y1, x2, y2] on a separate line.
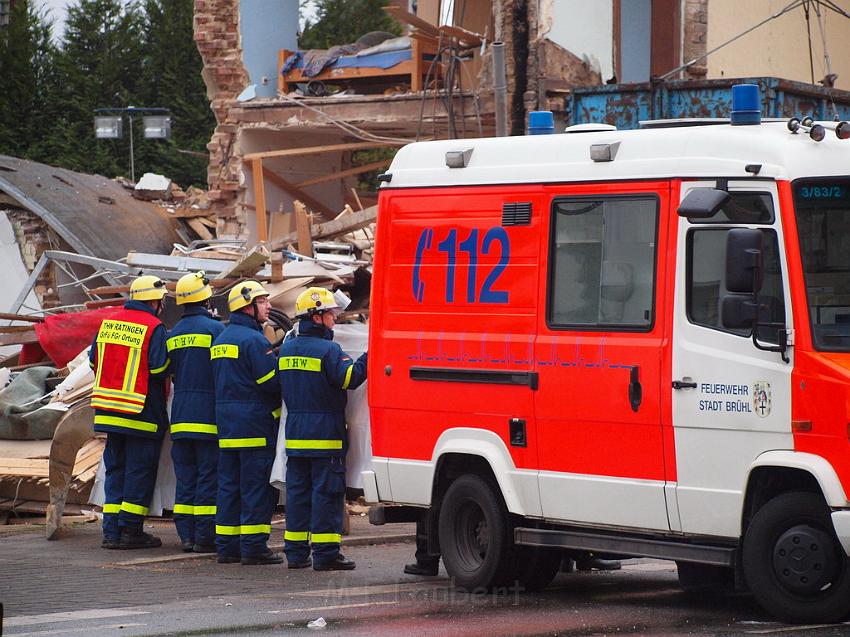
[278, 319, 367, 458]
[89, 300, 170, 439]
[167, 306, 225, 440]
[211, 311, 281, 450]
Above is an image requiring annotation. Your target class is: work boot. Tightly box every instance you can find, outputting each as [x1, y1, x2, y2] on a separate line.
[217, 554, 241, 564]
[575, 555, 622, 571]
[241, 550, 284, 566]
[193, 543, 217, 554]
[181, 539, 195, 553]
[287, 557, 313, 569]
[101, 537, 120, 550]
[119, 530, 162, 550]
[403, 561, 438, 576]
[314, 554, 356, 571]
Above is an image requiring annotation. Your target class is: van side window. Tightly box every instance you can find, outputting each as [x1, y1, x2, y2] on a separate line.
[548, 196, 658, 329]
[687, 228, 786, 343]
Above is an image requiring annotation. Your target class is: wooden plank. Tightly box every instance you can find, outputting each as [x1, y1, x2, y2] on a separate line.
[251, 157, 268, 243]
[294, 201, 314, 257]
[243, 142, 394, 162]
[0, 313, 43, 323]
[0, 325, 38, 333]
[0, 330, 38, 346]
[438, 24, 484, 47]
[84, 299, 124, 309]
[86, 279, 242, 296]
[0, 459, 49, 478]
[384, 5, 440, 37]
[215, 245, 271, 280]
[270, 205, 377, 250]
[294, 159, 392, 189]
[186, 218, 214, 241]
[255, 165, 336, 219]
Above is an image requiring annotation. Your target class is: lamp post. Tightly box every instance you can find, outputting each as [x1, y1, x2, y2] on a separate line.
[93, 106, 172, 182]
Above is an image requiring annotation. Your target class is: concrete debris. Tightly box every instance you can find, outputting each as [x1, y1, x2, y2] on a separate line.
[133, 173, 174, 200]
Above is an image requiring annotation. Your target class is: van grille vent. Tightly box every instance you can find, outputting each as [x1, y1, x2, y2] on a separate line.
[502, 202, 532, 226]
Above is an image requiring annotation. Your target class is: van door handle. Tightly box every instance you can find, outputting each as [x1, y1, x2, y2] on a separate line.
[628, 366, 642, 412]
[672, 379, 698, 389]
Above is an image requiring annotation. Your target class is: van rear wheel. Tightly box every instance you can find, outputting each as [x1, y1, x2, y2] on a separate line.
[742, 491, 850, 623]
[438, 474, 513, 591]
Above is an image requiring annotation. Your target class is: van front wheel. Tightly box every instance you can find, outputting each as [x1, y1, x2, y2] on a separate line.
[438, 474, 513, 591]
[742, 491, 850, 623]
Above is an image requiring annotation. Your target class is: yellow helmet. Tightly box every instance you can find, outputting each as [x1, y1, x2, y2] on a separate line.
[295, 287, 339, 318]
[175, 271, 212, 305]
[129, 275, 167, 301]
[228, 280, 269, 312]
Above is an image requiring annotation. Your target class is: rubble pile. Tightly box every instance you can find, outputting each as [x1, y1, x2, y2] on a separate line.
[0, 185, 376, 537]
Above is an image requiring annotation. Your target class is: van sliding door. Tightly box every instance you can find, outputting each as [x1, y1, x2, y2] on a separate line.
[535, 182, 671, 532]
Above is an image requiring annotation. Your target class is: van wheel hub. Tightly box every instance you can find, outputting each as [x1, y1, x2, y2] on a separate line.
[772, 525, 838, 595]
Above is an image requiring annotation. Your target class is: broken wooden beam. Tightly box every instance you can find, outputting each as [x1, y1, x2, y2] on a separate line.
[294, 201, 314, 257]
[294, 159, 392, 189]
[270, 205, 377, 250]
[0, 313, 43, 323]
[242, 142, 396, 163]
[215, 244, 271, 280]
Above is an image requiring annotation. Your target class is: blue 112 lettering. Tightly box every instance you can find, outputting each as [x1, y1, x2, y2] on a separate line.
[412, 226, 510, 304]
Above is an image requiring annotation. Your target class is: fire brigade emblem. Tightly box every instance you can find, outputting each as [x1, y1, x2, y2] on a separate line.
[753, 381, 771, 418]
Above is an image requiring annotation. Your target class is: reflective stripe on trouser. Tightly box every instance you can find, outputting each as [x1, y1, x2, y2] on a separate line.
[284, 456, 346, 565]
[172, 438, 219, 545]
[102, 432, 161, 539]
[216, 446, 278, 558]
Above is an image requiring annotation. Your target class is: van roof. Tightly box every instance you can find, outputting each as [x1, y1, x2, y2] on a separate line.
[383, 121, 850, 189]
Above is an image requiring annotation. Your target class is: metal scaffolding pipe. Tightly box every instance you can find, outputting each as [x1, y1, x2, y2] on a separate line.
[492, 42, 508, 137]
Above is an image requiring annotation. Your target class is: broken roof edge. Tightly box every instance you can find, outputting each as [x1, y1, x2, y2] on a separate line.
[0, 155, 182, 264]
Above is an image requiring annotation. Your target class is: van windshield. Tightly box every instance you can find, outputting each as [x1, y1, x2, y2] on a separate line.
[794, 178, 850, 351]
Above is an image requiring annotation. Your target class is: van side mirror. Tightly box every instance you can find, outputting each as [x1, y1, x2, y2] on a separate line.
[677, 189, 730, 219]
[725, 228, 764, 293]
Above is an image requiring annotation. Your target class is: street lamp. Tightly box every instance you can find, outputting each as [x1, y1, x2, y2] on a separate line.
[93, 106, 172, 182]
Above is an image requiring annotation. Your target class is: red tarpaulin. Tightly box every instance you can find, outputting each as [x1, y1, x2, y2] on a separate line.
[34, 307, 122, 368]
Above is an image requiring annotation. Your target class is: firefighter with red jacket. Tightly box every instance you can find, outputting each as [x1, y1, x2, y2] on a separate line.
[89, 275, 170, 549]
[167, 271, 224, 553]
[211, 281, 282, 565]
[279, 287, 367, 571]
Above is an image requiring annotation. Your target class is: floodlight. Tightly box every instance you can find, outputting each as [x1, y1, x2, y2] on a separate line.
[143, 116, 171, 139]
[94, 116, 122, 139]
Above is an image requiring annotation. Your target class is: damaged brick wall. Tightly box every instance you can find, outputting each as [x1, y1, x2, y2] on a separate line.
[194, 0, 250, 239]
[683, 0, 708, 79]
[5, 208, 60, 309]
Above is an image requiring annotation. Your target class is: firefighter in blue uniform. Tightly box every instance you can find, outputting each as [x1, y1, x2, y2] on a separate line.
[279, 287, 367, 571]
[89, 275, 170, 549]
[167, 271, 224, 553]
[211, 281, 283, 565]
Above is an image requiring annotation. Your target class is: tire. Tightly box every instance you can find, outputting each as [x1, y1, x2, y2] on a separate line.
[676, 561, 735, 594]
[438, 474, 516, 591]
[742, 491, 850, 623]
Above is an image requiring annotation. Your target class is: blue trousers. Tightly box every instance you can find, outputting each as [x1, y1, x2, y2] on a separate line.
[284, 456, 346, 566]
[215, 446, 277, 558]
[171, 438, 218, 545]
[102, 432, 161, 540]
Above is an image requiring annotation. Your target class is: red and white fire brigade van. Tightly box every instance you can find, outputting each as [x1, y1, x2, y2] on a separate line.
[364, 90, 850, 623]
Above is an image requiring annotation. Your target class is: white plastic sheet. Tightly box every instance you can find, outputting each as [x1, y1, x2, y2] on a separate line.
[270, 322, 370, 491]
[90, 392, 176, 516]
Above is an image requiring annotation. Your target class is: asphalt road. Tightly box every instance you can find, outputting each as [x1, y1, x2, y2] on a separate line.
[4, 523, 850, 637]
